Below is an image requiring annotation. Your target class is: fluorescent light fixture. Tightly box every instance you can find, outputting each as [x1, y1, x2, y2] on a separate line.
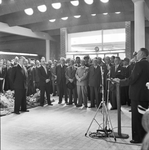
[37, 5, 47, 12]
[84, 0, 94, 5]
[51, 3, 61, 9]
[103, 12, 108, 15]
[49, 19, 56, 22]
[74, 15, 81, 18]
[0, 51, 38, 57]
[115, 11, 121, 14]
[70, 0, 79, 6]
[61, 17, 68, 20]
[91, 14, 96, 16]
[24, 8, 34, 15]
[100, 0, 109, 3]
[0, 0, 2, 4]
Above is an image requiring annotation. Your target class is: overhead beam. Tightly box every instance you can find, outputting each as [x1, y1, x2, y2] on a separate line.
[31, 12, 134, 32]
[67, 22, 126, 33]
[0, 22, 55, 41]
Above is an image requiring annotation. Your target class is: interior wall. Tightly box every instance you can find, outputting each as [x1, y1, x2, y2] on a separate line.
[0, 36, 61, 61]
[50, 35, 60, 60]
[0, 38, 46, 60]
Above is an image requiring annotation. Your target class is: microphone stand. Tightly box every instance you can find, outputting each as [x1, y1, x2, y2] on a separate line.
[85, 65, 116, 141]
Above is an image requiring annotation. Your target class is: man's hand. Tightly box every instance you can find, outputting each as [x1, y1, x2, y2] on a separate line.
[55, 75, 57, 80]
[46, 79, 50, 83]
[69, 79, 73, 83]
[112, 78, 120, 83]
[0, 78, 4, 80]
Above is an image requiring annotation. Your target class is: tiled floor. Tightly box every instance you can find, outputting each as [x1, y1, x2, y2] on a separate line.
[1, 97, 142, 150]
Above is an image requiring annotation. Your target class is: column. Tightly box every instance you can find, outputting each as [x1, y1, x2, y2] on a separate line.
[125, 21, 134, 58]
[60, 28, 68, 58]
[132, 0, 145, 52]
[46, 40, 50, 61]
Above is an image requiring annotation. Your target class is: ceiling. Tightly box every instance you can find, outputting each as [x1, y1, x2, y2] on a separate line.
[0, 0, 149, 38]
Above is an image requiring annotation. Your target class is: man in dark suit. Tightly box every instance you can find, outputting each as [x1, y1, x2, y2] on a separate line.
[114, 48, 149, 143]
[4, 60, 13, 91]
[38, 57, 53, 106]
[110, 57, 125, 109]
[11, 56, 29, 114]
[56, 57, 67, 104]
[88, 59, 102, 108]
[65, 59, 77, 105]
[33, 60, 40, 89]
[123, 58, 131, 106]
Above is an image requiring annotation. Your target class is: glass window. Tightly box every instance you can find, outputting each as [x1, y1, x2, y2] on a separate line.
[103, 28, 125, 51]
[68, 30, 102, 52]
[118, 53, 126, 59]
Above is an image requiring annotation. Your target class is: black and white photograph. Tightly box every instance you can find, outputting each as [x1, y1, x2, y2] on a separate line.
[0, 0, 149, 150]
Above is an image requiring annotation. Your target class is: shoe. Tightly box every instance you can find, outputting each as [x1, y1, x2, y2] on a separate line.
[76, 105, 82, 107]
[130, 140, 141, 144]
[110, 108, 117, 110]
[129, 110, 132, 112]
[58, 102, 62, 104]
[48, 103, 53, 106]
[15, 112, 20, 114]
[40, 105, 44, 107]
[21, 110, 29, 112]
[67, 103, 72, 105]
[88, 106, 95, 108]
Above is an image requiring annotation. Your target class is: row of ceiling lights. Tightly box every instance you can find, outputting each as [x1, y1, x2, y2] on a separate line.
[49, 12, 121, 22]
[24, 0, 110, 15]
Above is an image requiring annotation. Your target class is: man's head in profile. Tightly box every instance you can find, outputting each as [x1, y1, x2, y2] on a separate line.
[137, 48, 149, 61]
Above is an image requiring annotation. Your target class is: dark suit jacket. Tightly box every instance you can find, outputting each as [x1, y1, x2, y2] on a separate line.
[88, 65, 102, 88]
[110, 65, 125, 79]
[0, 67, 7, 79]
[123, 66, 131, 78]
[120, 58, 149, 101]
[11, 65, 28, 89]
[56, 64, 67, 85]
[65, 66, 76, 84]
[38, 65, 51, 87]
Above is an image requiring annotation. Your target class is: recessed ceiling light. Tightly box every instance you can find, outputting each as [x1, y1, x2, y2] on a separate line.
[84, 0, 94, 5]
[91, 14, 96, 16]
[37, 5, 47, 12]
[103, 12, 108, 15]
[70, 0, 79, 6]
[0, 0, 2, 4]
[115, 12, 121, 14]
[61, 17, 68, 20]
[24, 8, 34, 15]
[51, 3, 61, 9]
[74, 15, 81, 18]
[49, 19, 56, 22]
[100, 0, 109, 3]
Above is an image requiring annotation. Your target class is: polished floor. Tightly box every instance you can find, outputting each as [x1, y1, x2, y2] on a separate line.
[1, 97, 141, 150]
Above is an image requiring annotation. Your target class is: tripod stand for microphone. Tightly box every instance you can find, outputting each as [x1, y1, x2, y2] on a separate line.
[85, 67, 116, 141]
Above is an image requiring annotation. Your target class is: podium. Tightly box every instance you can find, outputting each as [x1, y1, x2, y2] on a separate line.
[110, 83, 129, 139]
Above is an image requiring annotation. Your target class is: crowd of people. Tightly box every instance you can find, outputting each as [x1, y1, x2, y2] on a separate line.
[0, 53, 136, 110]
[0, 48, 149, 145]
